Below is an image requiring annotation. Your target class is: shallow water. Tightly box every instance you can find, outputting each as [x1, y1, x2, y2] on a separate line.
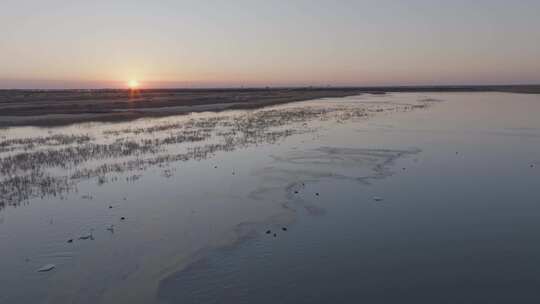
[1, 93, 539, 303]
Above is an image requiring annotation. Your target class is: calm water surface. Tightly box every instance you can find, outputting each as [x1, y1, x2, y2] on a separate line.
[1, 93, 539, 303]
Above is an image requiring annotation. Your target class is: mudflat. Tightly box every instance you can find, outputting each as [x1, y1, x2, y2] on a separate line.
[0, 85, 538, 127]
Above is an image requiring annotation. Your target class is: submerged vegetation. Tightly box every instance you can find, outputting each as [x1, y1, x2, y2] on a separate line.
[0, 97, 437, 209]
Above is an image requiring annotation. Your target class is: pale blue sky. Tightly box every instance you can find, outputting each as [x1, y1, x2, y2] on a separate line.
[1, 0, 539, 88]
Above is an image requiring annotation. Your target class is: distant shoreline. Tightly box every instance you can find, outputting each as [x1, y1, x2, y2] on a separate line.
[0, 85, 538, 127]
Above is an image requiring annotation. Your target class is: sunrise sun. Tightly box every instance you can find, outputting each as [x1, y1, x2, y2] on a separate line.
[128, 80, 139, 89]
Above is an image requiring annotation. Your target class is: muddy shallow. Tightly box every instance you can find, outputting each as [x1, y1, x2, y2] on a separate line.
[1, 92, 540, 303]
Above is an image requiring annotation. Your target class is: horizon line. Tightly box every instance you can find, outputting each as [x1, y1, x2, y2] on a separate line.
[1, 83, 539, 91]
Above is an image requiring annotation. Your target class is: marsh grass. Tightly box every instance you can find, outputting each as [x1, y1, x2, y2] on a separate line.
[0, 98, 436, 208]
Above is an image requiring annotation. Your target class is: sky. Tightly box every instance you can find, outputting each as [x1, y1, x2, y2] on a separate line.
[1, 0, 539, 89]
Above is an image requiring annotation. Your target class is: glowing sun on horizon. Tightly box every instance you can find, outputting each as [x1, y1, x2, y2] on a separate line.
[128, 80, 140, 89]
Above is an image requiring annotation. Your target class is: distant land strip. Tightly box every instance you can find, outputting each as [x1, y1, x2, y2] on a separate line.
[0, 85, 538, 127]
